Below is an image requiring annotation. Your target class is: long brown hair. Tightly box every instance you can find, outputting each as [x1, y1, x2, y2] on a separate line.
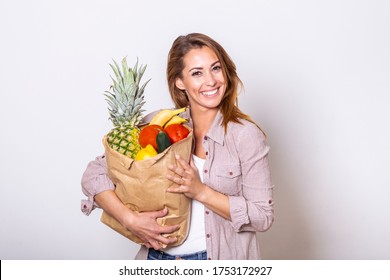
[167, 33, 262, 133]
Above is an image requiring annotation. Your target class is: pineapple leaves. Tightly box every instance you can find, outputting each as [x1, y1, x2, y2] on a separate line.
[104, 57, 150, 127]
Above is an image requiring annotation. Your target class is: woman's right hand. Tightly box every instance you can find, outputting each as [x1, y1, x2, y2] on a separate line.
[122, 207, 180, 250]
[95, 190, 179, 250]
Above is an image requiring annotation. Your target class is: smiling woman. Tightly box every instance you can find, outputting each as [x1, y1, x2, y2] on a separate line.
[81, 33, 274, 260]
[174, 47, 226, 113]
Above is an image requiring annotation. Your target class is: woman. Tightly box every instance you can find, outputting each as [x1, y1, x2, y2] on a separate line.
[81, 33, 274, 260]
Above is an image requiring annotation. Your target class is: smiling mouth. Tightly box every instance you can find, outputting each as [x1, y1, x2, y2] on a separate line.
[201, 89, 218, 96]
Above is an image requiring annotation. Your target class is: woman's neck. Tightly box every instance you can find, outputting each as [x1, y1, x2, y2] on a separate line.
[190, 107, 218, 136]
[190, 108, 218, 159]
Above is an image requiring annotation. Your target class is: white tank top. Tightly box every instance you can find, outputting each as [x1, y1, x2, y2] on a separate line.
[163, 154, 207, 255]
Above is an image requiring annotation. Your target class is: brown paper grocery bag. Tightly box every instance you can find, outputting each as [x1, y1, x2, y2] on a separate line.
[100, 129, 193, 247]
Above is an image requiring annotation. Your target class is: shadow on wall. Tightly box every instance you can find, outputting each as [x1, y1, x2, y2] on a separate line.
[257, 164, 316, 260]
[252, 93, 317, 260]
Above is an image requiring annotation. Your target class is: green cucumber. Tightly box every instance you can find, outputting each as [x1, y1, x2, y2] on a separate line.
[156, 131, 172, 153]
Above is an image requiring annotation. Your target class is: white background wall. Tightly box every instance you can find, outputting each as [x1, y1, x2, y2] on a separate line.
[1, 0, 389, 260]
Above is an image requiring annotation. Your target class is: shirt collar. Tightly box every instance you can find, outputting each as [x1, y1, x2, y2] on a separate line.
[205, 110, 225, 145]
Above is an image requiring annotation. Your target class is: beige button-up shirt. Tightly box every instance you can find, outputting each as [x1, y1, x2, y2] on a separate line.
[81, 110, 274, 260]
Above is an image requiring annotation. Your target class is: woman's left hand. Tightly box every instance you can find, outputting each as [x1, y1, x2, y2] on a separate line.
[166, 154, 206, 201]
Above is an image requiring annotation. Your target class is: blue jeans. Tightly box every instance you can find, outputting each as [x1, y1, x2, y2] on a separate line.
[147, 248, 207, 260]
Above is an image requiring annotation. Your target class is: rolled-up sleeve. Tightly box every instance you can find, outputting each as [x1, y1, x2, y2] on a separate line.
[81, 155, 115, 215]
[229, 124, 274, 232]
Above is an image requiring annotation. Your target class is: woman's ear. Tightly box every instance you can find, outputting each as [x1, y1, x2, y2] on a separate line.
[175, 78, 185, 91]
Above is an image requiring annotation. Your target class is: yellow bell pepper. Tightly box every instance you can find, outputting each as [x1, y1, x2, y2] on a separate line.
[134, 144, 158, 161]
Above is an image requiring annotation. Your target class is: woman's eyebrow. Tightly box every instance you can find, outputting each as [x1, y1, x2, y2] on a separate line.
[188, 60, 220, 72]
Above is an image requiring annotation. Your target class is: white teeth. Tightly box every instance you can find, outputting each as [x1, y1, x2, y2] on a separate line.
[202, 89, 218, 96]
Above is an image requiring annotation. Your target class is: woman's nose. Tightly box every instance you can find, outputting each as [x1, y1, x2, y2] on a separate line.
[205, 72, 217, 86]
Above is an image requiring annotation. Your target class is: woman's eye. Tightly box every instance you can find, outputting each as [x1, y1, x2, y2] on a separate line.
[191, 71, 202, 77]
[213, 65, 221, 71]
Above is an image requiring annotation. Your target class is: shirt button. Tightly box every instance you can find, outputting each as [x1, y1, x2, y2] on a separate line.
[204, 169, 208, 173]
[229, 171, 233, 175]
[204, 136, 208, 140]
[206, 234, 211, 238]
[205, 211, 209, 215]
[83, 204, 87, 209]
[205, 151, 208, 155]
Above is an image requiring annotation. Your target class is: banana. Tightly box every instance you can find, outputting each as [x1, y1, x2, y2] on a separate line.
[163, 115, 187, 127]
[149, 107, 186, 127]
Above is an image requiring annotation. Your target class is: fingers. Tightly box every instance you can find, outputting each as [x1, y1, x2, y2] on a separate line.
[166, 185, 185, 193]
[171, 154, 191, 173]
[168, 165, 187, 178]
[152, 242, 161, 250]
[142, 228, 179, 250]
[152, 206, 169, 219]
[175, 154, 188, 167]
[144, 235, 178, 250]
[166, 174, 186, 186]
[144, 224, 179, 250]
[143, 240, 162, 250]
[155, 235, 178, 246]
[132, 207, 181, 251]
[158, 223, 181, 236]
[151, 208, 181, 236]
[141, 223, 180, 249]
[167, 154, 196, 185]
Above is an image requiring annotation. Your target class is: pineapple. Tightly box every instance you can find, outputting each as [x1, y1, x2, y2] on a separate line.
[104, 57, 150, 158]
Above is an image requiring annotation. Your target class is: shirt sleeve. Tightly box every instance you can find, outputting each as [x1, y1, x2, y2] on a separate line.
[229, 123, 274, 232]
[80, 154, 115, 215]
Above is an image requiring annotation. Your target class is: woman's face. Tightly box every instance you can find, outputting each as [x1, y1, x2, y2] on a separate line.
[175, 46, 226, 112]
